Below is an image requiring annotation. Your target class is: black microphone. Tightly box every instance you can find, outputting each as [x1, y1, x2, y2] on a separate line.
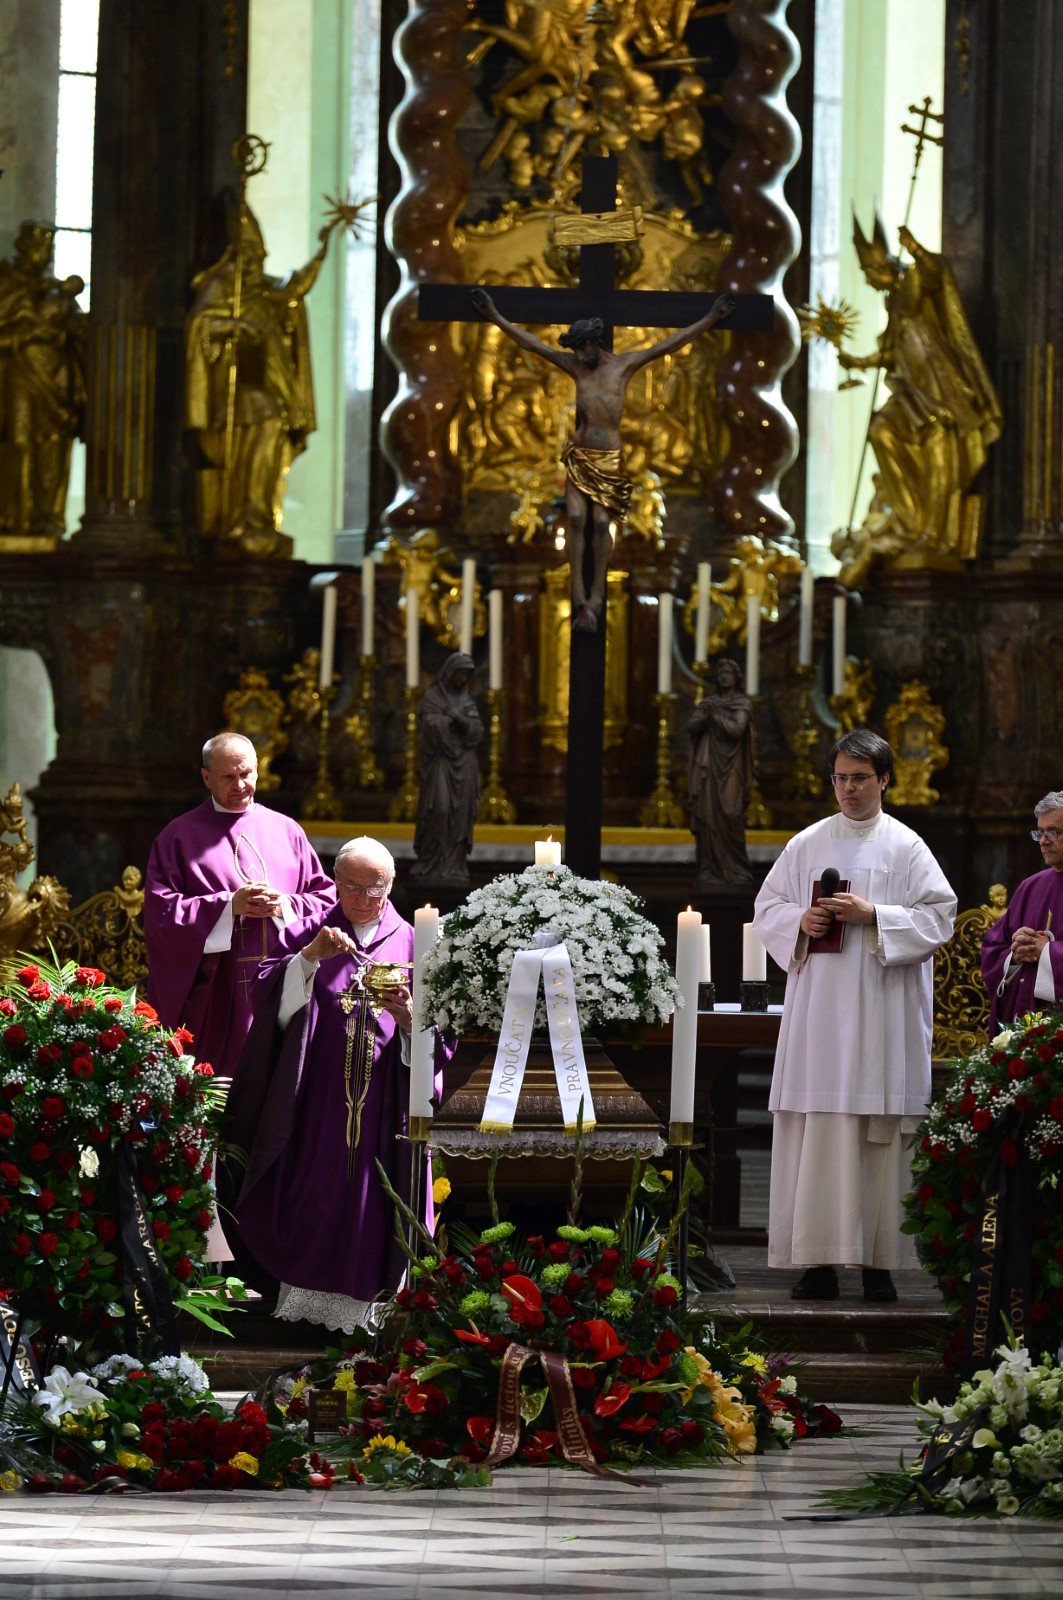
[820, 866, 840, 900]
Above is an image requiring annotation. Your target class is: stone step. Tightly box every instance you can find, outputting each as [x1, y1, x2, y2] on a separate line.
[788, 1350, 951, 1407]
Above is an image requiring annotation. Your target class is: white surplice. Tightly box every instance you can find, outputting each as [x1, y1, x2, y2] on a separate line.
[753, 811, 957, 1268]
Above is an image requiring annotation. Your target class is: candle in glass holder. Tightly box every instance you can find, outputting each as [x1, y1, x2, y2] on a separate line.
[360, 556, 375, 657]
[459, 558, 476, 656]
[411, 904, 440, 1120]
[670, 907, 702, 1126]
[798, 566, 814, 667]
[694, 562, 711, 664]
[657, 593, 673, 694]
[488, 589, 503, 690]
[742, 923, 766, 982]
[406, 588, 421, 688]
[318, 584, 338, 689]
[534, 835, 562, 867]
[745, 594, 761, 696]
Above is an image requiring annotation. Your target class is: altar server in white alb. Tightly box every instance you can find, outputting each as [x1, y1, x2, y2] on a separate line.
[752, 729, 956, 1303]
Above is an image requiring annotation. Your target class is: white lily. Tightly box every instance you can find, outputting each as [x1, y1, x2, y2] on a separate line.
[32, 1366, 104, 1422]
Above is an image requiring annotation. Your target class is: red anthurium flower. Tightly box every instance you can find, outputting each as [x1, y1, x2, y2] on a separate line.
[593, 1379, 632, 1417]
[454, 1326, 492, 1346]
[500, 1273, 543, 1325]
[581, 1319, 628, 1360]
[466, 1415, 494, 1443]
[619, 1413, 657, 1433]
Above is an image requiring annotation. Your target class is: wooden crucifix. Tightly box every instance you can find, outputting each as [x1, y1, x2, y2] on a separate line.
[419, 155, 773, 880]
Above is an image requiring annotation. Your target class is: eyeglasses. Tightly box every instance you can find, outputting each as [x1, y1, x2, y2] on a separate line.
[337, 880, 390, 900]
[830, 772, 879, 788]
[1031, 828, 1063, 843]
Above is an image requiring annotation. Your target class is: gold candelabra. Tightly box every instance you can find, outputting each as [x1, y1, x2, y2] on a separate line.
[389, 684, 421, 822]
[303, 683, 342, 822]
[745, 694, 774, 829]
[640, 692, 684, 828]
[691, 659, 710, 707]
[343, 654, 384, 790]
[786, 664, 824, 800]
[478, 687, 516, 824]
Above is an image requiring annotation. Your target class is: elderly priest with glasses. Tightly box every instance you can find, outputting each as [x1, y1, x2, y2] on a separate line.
[981, 790, 1063, 1034]
[753, 729, 957, 1303]
[223, 837, 449, 1334]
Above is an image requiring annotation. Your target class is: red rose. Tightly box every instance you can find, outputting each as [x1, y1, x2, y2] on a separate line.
[15, 965, 40, 986]
[37, 1188, 57, 1211]
[41, 1096, 66, 1120]
[152, 1220, 170, 1241]
[656, 1329, 681, 1355]
[133, 1000, 159, 1022]
[918, 1182, 936, 1205]
[79, 1186, 96, 1206]
[0, 1112, 14, 1138]
[26, 980, 51, 1001]
[65, 1211, 81, 1230]
[652, 1285, 679, 1309]
[38, 1232, 59, 1257]
[550, 1293, 574, 1318]
[182, 1144, 200, 1170]
[0, 1197, 9, 1215]
[167, 1027, 194, 1058]
[12, 1232, 32, 1256]
[172, 1256, 194, 1282]
[74, 967, 105, 988]
[102, 998, 123, 1014]
[0, 998, 17, 1016]
[1049, 1097, 1063, 1122]
[680, 1419, 705, 1445]
[548, 1241, 570, 1261]
[163, 1184, 185, 1204]
[71, 1058, 94, 1080]
[1030, 1300, 1050, 1322]
[97, 1217, 118, 1241]
[571, 1365, 598, 1390]
[195, 1210, 212, 1230]
[593, 1277, 615, 1299]
[27, 1141, 51, 1163]
[1007, 1058, 1028, 1080]
[2, 1024, 27, 1048]
[971, 1108, 993, 1133]
[564, 1271, 585, 1295]
[1, 1160, 21, 1186]
[193, 1062, 214, 1077]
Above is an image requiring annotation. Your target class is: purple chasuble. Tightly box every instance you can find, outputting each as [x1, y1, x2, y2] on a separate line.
[228, 900, 450, 1302]
[144, 799, 335, 1075]
[981, 868, 1063, 1035]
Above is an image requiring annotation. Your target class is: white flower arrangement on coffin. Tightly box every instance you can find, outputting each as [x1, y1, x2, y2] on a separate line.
[419, 865, 680, 1036]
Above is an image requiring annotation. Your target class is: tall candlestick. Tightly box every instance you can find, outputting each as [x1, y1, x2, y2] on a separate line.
[534, 835, 562, 866]
[832, 592, 847, 697]
[694, 562, 711, 664]
[411, 904, 440, 1120]
[670, 907, 702, 1128]
[698, 925, 712, 984]
[406, 588, 421, 688]
[360, 556, 375, 657]
[742, 924, 766, 982]
[798, 566, 814, 667]
[318, 585, 338, 689]
[745, 594, 761, 696]
[488, 588, 504, 690]
[657, 593, 673, 694]
[459, 558, 476, 656]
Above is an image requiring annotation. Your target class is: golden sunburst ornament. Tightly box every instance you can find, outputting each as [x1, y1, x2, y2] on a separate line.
[797, 297, 859, 349]
[320, 190, 378, 241]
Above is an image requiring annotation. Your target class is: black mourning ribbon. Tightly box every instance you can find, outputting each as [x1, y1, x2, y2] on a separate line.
[116, 1140, 181, 1358]
[962, 1104, 1035, 1376]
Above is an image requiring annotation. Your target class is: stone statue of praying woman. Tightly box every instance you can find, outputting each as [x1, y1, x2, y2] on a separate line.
[412, 652, 484, 886]
[687, 657, 755, 889]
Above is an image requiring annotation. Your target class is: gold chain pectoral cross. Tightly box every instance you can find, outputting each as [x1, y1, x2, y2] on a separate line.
[339, 975, 377, 1181]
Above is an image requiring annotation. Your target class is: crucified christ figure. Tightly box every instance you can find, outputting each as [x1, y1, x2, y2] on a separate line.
[470, 287, 735, 630]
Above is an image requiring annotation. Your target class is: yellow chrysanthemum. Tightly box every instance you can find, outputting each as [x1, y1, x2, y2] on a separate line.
[229, 1452, 260, 1476]
[290, 1376, 308, 1400]
[333, 1369, 356, 1392]
[432, 1176, 452, 1204]
[115, 1450, 154, 1472]
[741, 1350, 768, 1377]
[0, 1469, 21, 1494]
[363, 1433, 411, 1459]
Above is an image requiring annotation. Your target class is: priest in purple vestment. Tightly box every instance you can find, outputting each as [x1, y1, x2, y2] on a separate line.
[225, 837, 449, 1334]
[144, 732, 335, 1076]
[982, 790, 1063, 1034]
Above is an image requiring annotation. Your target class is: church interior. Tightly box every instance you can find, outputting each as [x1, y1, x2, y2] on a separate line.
[2, 0, 1062, 1595]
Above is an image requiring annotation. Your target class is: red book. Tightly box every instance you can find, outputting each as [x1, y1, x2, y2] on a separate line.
[808, 876, 850, 953]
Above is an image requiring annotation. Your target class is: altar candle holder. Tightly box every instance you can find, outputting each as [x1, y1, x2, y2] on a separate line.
[303, 683, 342, 821]
[739, 980, 769, 1012]
[389, 684, 421, 822]
[829, 669, 861, 734]
[478, 687, 517, 823]
[344, 654, 384, 791]
[697, 981, 716, 1011]
[640, 692, 684, 827]
[404, 1115, 431, 1262]
[667, 1122, 698, 1303]
[787, 664, 824, 800]
[744, 694, 774, 829]
[691, 658, 710, 707]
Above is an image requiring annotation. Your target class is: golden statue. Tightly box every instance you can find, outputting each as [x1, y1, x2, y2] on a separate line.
[0, 782, 70, 959]
[185, 135, 371, 557]
[0, 221, 86, 548]
[830, 217, 1003, 587]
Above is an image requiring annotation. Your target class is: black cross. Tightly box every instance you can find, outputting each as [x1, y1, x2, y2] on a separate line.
[419, 155, 773, 878]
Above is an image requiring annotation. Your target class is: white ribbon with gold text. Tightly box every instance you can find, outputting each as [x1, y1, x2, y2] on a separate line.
[479, 941, 595, 1135]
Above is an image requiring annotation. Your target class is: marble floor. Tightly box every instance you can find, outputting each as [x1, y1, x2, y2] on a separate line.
[1, 1404, 1061, 1600]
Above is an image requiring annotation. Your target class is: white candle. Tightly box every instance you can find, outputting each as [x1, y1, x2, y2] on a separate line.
[670, 907, 702, 1125]
[742, 923, 766, 982]
[745, 594, 760, 696]
[798, 566, 814, 667]
[459, 558, 476, 656]
[318, 584, 338, 689]
[694, 562, 711, 664]
[488, 588, 504, 690]
[832, 592, 847, 697]
[360, 556, 375, 657]
[698, 925, 712, 984]
[411, 904, 440, 1120]
[406, 587, 421, 688]
[534, 835, 562, 867]
[657, 593, 673, 694]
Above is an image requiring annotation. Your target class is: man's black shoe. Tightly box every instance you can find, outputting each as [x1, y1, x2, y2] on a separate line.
[862, 1267, 898, 1302]
[790, 1266, 839, 1300]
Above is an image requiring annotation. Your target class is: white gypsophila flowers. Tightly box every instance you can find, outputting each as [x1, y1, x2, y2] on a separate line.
[149, 1354, 210, 1396]
[420, 865, 679, 1033]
